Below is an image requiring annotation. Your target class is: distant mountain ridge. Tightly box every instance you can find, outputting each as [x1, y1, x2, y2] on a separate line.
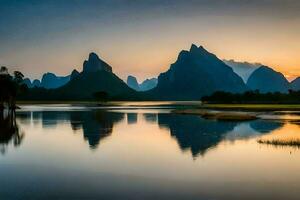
[148, 44, 247, 100]
[23, 52, 113, 90]
[21, 44, 300, 101]
[247, 66, 290, 93]
[223, 59, 261, 82]
[54, 52, 137, 100]
[41, 73, 70, 89]
[127, 75, 157, 91]
[290, 77, 300, 91]
[24, 52, 137, 100]
[127, 76, 140, 91]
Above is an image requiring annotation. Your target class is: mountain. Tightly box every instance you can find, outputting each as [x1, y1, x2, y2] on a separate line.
[247, 66, 289, 93]
[40, 72, 70, 89]
[139, 78, 157, 91]
[49, 53, 136, 100]
[127, 76, 140, 91]
[149, 44, 247, 100]
[32, 79, 41, 87]
[83, 52, 112, 73]
[290, 77, 300, 91]
[23, 78, 33, 88]
[23, 78, 41, 88]
[70, 69, 80, 80]
[126, 75, 158, 91]
[223, 59, 261, 82]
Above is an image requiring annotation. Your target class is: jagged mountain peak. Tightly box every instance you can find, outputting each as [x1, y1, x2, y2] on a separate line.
[152, 44, 247, 100]
[83, 52, 112, 73]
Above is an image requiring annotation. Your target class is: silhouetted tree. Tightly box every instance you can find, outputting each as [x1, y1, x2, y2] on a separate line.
[0, 68, 26, 115]
[0, 66, 8, 74]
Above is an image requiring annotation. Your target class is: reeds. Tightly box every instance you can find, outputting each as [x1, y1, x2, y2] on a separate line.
[257, 139, 300, 148]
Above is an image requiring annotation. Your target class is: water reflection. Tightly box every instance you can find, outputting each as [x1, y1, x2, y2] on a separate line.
[158, 113, 237, 157]
[13, 108, 298, 156]
[5, 106, 300, 199]
[143, 113, 157, 123]
[250, 120, 283, 133]
[17, 110, 124, 149]
[0, 112, 24, 154]
[78, 111, 124, 148]
[127, 113, 137, 124]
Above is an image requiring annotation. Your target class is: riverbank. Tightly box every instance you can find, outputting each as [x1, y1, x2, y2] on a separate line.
[173, 109, 258, 121]
[200, 104, 300, 111]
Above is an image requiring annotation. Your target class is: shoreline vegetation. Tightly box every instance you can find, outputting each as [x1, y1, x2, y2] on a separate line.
[201, 90, 300, 105]
[17, 101, 300, 111]
[200, 104, 300, 111]
[257, 139, 300, 148]
[172, 109, 258, 121]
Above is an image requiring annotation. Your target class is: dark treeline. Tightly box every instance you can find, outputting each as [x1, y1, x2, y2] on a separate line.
[18, 87, 145, 101]
[0, 66, 26, 153]
[0, 66, 27, 110]
[202, 90, 300, 104]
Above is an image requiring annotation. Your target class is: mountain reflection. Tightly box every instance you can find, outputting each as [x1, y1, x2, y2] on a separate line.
[18, 110, 124, 149]
[143, 113, 157, 123]
[14, 109, 289, 157]
[158, 113, 237, 157]
[76, 111, 124, 149]
[250, 120, 283, 133]
[127, 113, 138, 124]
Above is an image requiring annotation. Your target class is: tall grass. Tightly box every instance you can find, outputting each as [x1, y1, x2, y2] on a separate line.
[257, 139, 300, 148]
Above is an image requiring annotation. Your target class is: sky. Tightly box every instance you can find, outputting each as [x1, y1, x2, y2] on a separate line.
[1, 0, 300, 82]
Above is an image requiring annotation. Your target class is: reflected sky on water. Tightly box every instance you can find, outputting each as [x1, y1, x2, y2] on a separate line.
[1, 104, 300, 199]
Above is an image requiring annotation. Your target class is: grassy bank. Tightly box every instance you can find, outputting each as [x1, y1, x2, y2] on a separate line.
[201, 104, 300, 111]
[173, 109, 257, 121]
[257, 139, 300, 148]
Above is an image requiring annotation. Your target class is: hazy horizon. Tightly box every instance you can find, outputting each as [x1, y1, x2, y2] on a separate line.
[1, 0, 300, 82]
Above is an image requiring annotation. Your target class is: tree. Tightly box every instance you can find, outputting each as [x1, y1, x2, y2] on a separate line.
[13, 71, 24, 84]
[0, 66, 8, 74]
[0, 68, 25, 111]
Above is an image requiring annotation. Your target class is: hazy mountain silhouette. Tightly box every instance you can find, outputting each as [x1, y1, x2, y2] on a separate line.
[290, 77, 300, 91]
[40, 72, 70, 89]
[127, 75, 158, 91]
[32, 79, 41, 87]
[23, 78, 33, 88]
[247, 66, 289, 93]
[223, 59, 261, 82]
[148, 44, 247, 100]
[127, 76, 140, 91]
[140, 78, 158, 91]
[23, 72, 71, 89]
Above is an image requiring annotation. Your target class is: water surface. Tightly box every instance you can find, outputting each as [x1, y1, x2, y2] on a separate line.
[1, 104, 300, 200]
